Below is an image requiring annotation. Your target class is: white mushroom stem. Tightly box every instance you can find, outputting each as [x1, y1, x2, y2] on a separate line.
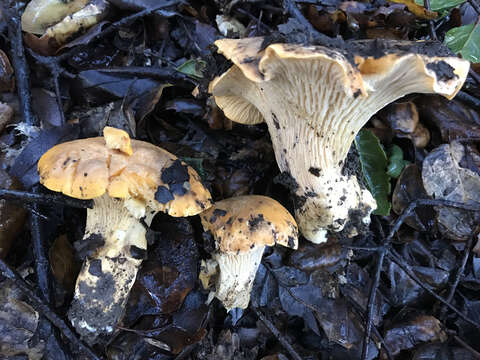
[68, 194, 155, 342]
[214, 54, 467, 243]
[202, 246, 265, 311]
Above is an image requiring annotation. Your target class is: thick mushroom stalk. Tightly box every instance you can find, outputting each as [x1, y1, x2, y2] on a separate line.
[68, 195, 153, 339]
[210, 37, 470, 243]
[38, 127, 212, 343]
[199, 195, 298, 311]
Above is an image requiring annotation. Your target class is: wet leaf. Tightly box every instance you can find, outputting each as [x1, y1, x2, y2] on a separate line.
[49, 234, 81, 291]
[288, 242, 348, 272]
[74, 70, 163, 105]
[0, 170, 27, 259]
[0, 280, 44, 359]
[416, 96, 480, 142]
[124, 217, 198, 324]
[412, 343, 475, 360]
[383, 315, 447, 356]
[9, 123, 80, 188]
[422, 141, 480, 240]
[0, 50, 14, 92]
[0, 102, 14, 133]
[445, 22, 480, 63]
[355, 129, 391, 215]
[31, 88, 63, 128]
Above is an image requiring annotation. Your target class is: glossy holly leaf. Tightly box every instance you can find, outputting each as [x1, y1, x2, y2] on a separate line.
[445, 23, 480, 63]
[355, 129, 391, 216]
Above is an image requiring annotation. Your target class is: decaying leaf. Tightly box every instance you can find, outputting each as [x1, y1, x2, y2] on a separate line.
[383, 315, 447, 356]
[21, 0, 89, 35]
[49, 234, 81, 291]
[0, 50, 14, 93]
[422, 141, 480, 240]
[24, 0, 109, 55]
[0, 169, 27, 259]
[0, 102, 13, 133]
[0, 280, 45, 359]
[416, 96, 480, 142]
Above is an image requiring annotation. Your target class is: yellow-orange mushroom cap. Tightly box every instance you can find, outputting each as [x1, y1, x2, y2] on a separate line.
[38, 128, 212, 217]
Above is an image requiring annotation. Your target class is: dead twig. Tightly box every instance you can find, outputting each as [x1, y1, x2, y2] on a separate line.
[3, 1, 37, 126]
[439, 235, 474, 320]
[361, 247, 386, 360]
[0, 188, 93, 208]
[423, 0, 437, 40]
[456, 91, 480, 110]
[0, 258, 103, 360]
[453, 335, 480, 359]
[252, 306, 303, 360]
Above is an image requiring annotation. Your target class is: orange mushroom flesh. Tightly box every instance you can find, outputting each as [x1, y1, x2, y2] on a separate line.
[199, 195, 298, 311]
[38, 127, 212, 343]
[210, 37, 470, 243]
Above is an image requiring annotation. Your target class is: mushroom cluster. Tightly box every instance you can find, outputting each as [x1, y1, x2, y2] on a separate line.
[38, 127, 213, 342]
[199, 195, 298, 311]
[210, 37, 470, 243]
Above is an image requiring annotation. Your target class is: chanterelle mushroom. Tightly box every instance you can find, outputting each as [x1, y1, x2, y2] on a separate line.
[38, 127, 212, 343]
[210, 37, 470, 243]
[199, 195, 298, 311]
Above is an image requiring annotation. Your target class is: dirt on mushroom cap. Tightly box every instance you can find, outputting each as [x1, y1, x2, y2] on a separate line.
[38, 136, 213, 217]
[200, 195, 298, 253]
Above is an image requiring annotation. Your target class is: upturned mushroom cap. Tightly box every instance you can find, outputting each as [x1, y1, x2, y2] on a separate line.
[38, 130, 212, 217]
[200, 195, 298, 252]
[209, 37, 469, 243]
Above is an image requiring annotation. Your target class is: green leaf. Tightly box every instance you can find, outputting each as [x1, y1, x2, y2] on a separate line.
[445, 23, 480, 63]
[386, 145, 410, 178]
[355, 130, 391, 216]
[176, 59, 206, 79]
[414, 0, 466, 11]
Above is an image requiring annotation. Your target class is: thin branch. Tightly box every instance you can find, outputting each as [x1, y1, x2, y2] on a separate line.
[423, 0, 437, 40]
[252, 307, 303, 360]
[456, 91, 480, 110]
[361, 248, 386, 360]
[0, 258, 103, 360]
[0, 188, 93, 208]
[4, 1, 37, 126]
[439, 236, 474, 319]
[454, 335, 480, 359]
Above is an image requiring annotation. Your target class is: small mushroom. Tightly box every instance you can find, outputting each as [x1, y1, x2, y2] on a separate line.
[199, 195, 298, 311]
[210, 37, 470, 243]
[38, 127, 212, 342]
